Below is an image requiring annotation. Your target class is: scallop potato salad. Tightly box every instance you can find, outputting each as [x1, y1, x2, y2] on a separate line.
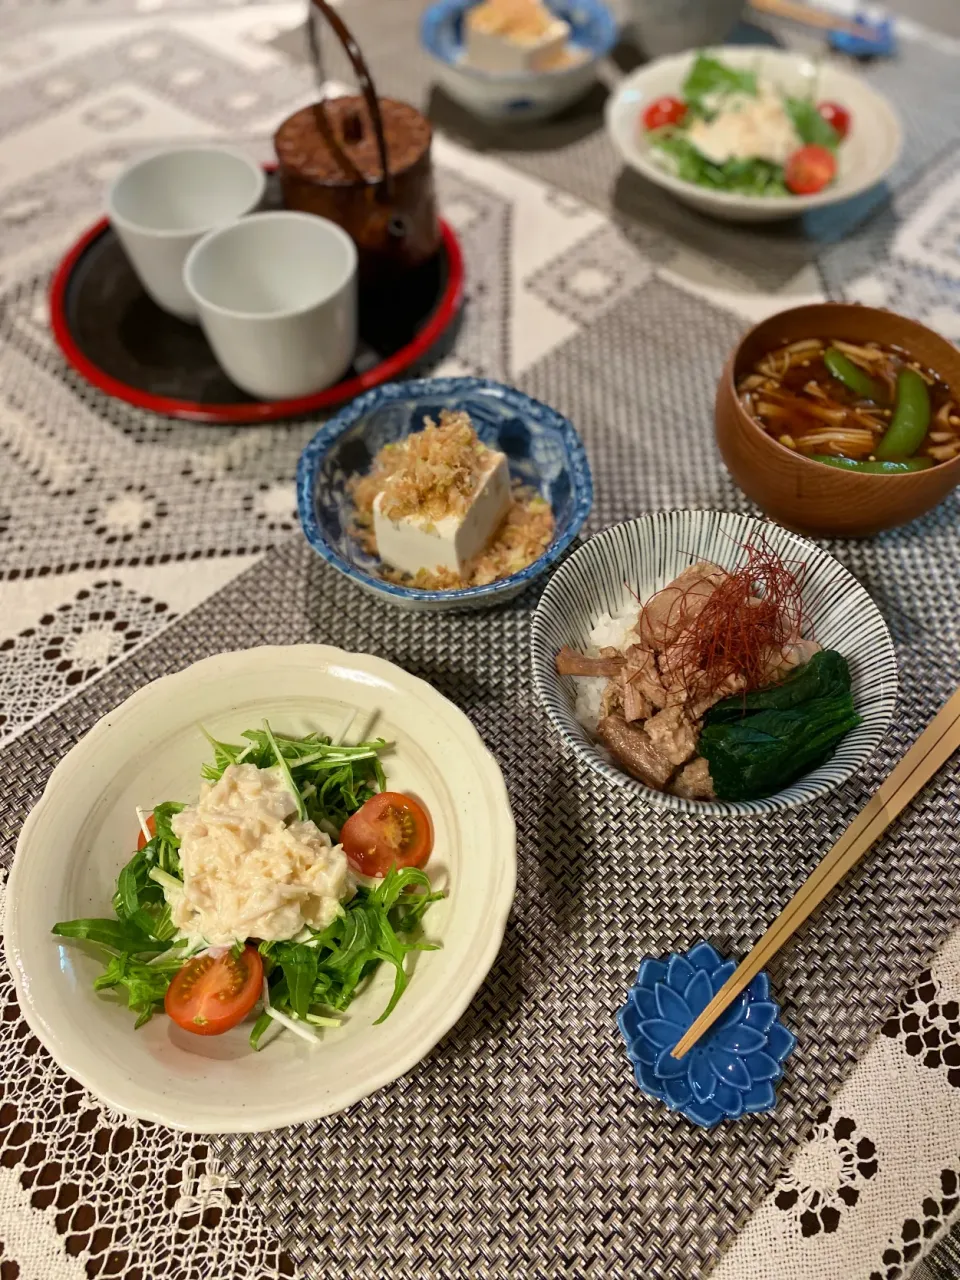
[642, 53, 850, 197]
[52, 722, 443, 1049]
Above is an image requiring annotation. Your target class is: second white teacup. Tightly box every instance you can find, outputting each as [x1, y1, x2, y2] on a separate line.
[184, 211, 359, 402]
[108, 146, 266, 322]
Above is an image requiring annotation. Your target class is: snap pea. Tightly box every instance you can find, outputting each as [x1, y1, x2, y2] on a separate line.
[810, 454, 934, 474]
[823, 348, 886, 402]
[874, 368, 932, 459]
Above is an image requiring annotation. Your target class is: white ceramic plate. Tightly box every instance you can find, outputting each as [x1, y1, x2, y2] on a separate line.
[531, 511, 898, 816]
[5, 645, 516, 1132]
[605, 47, 903, 222]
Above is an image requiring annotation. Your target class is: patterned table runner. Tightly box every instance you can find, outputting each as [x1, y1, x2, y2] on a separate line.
[0, 3, 959, 1278]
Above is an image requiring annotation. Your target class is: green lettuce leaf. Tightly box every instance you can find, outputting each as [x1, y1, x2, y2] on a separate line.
[202, 722, 388, 832]
[92, 951, 185, 1028]
[255, 867, 444, 1047]
[651, 133, 787, 196]
[682, 53, 757, 114]
[51, 917, 173, 953]
[784, 96, 840, 149]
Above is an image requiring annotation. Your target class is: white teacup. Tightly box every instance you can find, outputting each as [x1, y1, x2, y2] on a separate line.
[108, 146, 266, 322]
[183, 211, 358, 402]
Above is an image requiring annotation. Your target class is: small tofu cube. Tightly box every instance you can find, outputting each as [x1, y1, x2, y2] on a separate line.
[465, 11, 571, 75]
[373, 451, 511, 579]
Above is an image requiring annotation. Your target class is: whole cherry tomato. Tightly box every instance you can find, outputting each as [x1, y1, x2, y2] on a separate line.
[816, 101, 851, 141]
[785, 144, 837, 195]
[642, 96, 687, 131]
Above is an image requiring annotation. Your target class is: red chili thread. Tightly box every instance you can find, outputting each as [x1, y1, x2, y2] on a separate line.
[639, 534, 809, 699]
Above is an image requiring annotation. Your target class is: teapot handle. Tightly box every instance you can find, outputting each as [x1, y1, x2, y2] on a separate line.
[306, 0, 393, 201]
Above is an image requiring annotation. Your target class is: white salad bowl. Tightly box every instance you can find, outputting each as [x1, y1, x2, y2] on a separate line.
[605, 46, 902, 223]
[4, 645, 516, 1132]
[531, 510, 898, 817]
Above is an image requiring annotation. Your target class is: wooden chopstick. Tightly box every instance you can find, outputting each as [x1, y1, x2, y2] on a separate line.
[672, 684, 960, 1060]
[748, 0, 878, 39]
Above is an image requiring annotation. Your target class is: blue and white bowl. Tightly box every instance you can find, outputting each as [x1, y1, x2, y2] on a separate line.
[531, 510, 898, 815]
[296, 377, 593, 613]
[420, 0, 618, 123]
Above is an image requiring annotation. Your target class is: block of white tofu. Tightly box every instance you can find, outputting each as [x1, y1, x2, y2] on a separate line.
[465, 6, 571, 75]
[373, 450, 511, 578]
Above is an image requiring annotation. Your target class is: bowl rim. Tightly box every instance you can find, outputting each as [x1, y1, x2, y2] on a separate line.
[530, 509, 899, 817]
[721, 301, 960, 484]
[419, 0, 618, 81]
[5, 643, 519, 1131]
[296, 375, 594, 604]
[605, 45, 904, 213]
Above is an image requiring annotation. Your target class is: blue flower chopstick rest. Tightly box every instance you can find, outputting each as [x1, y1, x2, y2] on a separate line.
[617, 941, 796, 1128]
[829, 14, 896, 59]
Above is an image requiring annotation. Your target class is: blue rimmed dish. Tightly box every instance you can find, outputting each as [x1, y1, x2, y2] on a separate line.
[296, 376, 593, 613]
[530, 509, 898, 815]
[420, 0, 618, 123]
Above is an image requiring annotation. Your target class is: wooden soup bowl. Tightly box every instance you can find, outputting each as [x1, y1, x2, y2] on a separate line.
[715, 303, 960, 537]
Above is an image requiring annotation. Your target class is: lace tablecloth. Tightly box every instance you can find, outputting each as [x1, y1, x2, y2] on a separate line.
[1, 2, 960, 1278]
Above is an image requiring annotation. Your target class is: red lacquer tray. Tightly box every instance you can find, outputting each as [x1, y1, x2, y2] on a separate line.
[49, 180, 464, 424]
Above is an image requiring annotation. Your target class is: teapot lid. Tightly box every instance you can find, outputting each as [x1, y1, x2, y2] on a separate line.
[274, 97, 432, 189]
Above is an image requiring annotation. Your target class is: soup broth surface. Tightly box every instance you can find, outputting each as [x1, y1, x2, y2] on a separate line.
[737, 338, 958, 466]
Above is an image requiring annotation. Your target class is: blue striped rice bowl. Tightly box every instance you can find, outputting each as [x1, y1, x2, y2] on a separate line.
[531, 510, 898, 816]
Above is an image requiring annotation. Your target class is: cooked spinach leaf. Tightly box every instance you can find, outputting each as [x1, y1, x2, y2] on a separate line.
[702, 658, 861, 801]
[701, 651, 860, 800]
[708, 649, 853, 722]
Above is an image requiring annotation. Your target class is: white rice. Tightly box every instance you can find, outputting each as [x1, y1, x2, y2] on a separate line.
[587, 607, 637, 654]
[574, 677, 608, 736]
[573, 606, 638, 736]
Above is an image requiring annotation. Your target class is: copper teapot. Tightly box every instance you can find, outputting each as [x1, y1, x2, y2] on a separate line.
[274, 0, 441, 288]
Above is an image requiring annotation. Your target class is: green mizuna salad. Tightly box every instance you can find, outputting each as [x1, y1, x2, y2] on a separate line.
[52, 722, 443, 1049]
[641, 53, 850, 197]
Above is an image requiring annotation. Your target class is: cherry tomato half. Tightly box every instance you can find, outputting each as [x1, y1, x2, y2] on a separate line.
[340, 792, 433, 879]
[137, 812, 157, 850]
[642, 96, 687, 131]
[165, 946, 263, 1036]
[784, 144, 837, 195]
[816, 101, 850, 141]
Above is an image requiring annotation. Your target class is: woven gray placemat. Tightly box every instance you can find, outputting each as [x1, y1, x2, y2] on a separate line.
[916, 1219, 960, 1280]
